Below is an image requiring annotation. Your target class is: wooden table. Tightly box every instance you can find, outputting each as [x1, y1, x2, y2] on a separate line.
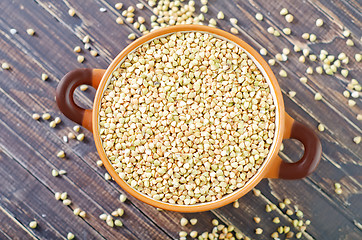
[0, 0, 361, 239]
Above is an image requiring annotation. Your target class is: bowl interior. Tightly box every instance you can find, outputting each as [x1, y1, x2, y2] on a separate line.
[92, 25, 284, 212]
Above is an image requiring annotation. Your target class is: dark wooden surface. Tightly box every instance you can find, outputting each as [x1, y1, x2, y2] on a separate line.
[0, 0, 361, 239]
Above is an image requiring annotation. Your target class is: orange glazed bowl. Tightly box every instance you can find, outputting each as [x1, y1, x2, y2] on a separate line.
[56, 25, 321, 212]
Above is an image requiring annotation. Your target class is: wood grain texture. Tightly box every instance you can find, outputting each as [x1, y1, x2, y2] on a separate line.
[0, 0, 361, 239]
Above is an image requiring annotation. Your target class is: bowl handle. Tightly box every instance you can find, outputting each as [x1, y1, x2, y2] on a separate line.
[56, 69, 106, 131]
[265, 113, 322, 179]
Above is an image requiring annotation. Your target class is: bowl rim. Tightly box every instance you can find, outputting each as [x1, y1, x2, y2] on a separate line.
[92, 25, 285, 212]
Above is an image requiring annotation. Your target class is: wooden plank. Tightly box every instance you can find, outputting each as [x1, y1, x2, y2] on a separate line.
[0, 31, 218, 240]
[213, 178, 362, 240]
[0, 149, 97, 239]
[0, 0, 361, 239]
[204, 0, 362, 160]
[0, 205, 37, 240]
[0, 90, 172, 240]
[308, 0, 362, 36]
[0, 2, 232, 239]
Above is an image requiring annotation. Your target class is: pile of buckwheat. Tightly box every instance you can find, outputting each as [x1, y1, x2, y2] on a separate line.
[99, 31, 276, 205]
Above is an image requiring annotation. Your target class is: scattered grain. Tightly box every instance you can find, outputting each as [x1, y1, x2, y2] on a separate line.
[27, 28, 35, 36]
[82, 35, 90, 43]
[67, 232, 75, 240]
[190, 231, 198, 238]
[309, 54, 317, 61]
[342, 29, 351, 37]
[309, 34, 317, 42]
[230, 18, 238, 24]
[29, 221, 37, 229]
[293, 45, 301, 52]
[190, 218, 198, 225]
[273, 30, 281, 37]
[315, 18, 324, 27]
[128, 33, 136, 40]
[353, 136, 361, 144]
[271, 232, 279, 238]
[230, 27, 239, 34]
[343, 90, 350, 98]
[200, 5, 208, 13]
[115, 3, 123, 10]
[283, 27, 291, 35]
[120, 194, 127, 202]
[286, 209, 293, 215]
[2, 62, 10, 70]
[260, 48, 267, 56]
[63, 199, 72, 205]
[32, 113, 40, 120]
[268, 59, 276, 66]
[42, 113, 51, 120]
[303, 49, 310, 57]
[117, 208, 124, 216]
[180, 217, 188, 226]
[115, 219, 123, 227]
[73, 46, 81, 53]
[40, 73, 49, 81]
[316, 66, 323, 74]
[253, 189, 261, 197]
[68, 8, 76, 17]
[279, 69, 287, 77]
[73, 208, 81, 215]
[298, 55, 306, 63]
[68, 132, 76, 139]
[265, 204, 272, 212]
[314, 93, 322, 101]
[55, 192, 61, 200]
[299, 77, 307, 84]
[77, 55, 85, 63]
[272, 217, 280, 224]
[341, 69, 349, 77]
[99, 213, 107, 220]
[10, 28, 17, 35]
[209, 18, 217, 26]
[306, 67, 313, 75]
[302, 33, 310, 39]
[233, 200, 240, 208]
[217, 11, 224, 19]
[105, 173, 112, 181]
[285, 14, 294, 23]
[255, 228, 263, 234]
[289, 91, 296, 98]
[346, 39, 354, 46]
[54, 117, 61, 124]
[78, 85, 89, 92]
[90, 50, 98, 57]
[267, 27, 275, 34]
[318, 123, 325, 132]
[280, 8, 288, 15]
[57, 150, 65, 158]
[253, 217, 260, 223]
[179, 231, 187, 237]
[76, 133, 85, 141]
[212, 219, 219, 226]
[116, 17, 124, 25]
[255, 13, 263, 21]
[348, 99, 356, 107]
[52, 169, 59, 177]
[355, 53, 361, 62]
[296, 210, 304, 218]
[49, 120, 57, 128]
[351, 91, 359, 98]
